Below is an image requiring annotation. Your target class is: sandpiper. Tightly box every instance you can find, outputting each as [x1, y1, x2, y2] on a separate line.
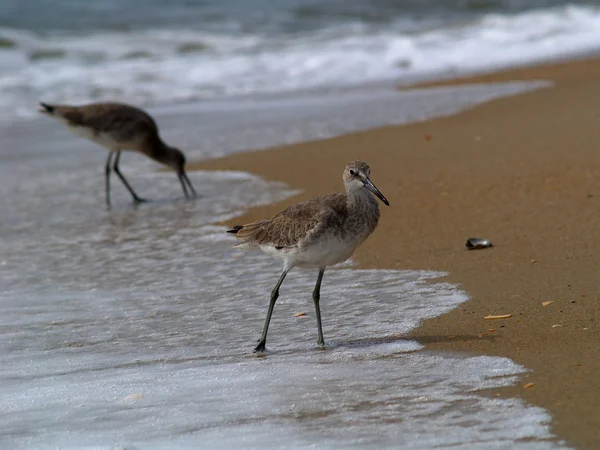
[228, 160, 389, 352]
[39, 101, 197, 205]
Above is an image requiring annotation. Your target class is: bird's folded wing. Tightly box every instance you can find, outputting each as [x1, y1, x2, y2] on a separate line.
[82, 108, 156, 135]
[234, 193, 346, 248]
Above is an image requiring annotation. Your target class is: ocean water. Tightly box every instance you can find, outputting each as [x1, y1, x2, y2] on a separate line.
[0, 0, 600, 118]
[0, 82, 569, 448]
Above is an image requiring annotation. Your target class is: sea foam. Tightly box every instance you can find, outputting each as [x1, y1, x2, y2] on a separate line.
[0, 4, 599, 118]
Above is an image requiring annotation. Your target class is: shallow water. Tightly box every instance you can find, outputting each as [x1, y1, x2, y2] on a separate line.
[0, 85, 567, 448]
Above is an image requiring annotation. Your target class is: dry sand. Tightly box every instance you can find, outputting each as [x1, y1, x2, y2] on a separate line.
[189, 57, 600, 449]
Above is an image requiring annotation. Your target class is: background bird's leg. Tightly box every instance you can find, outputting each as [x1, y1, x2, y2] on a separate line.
[312, 268, 326, 347]
[182, 172, 197, 199]
[112, 150, 146, 204]
[105, 151, 114, 206]
[255, 267, 290, 353]
[179, 173, 190, 199]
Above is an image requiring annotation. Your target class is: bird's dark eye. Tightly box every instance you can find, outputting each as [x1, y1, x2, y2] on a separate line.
[349, 170, 355, 176]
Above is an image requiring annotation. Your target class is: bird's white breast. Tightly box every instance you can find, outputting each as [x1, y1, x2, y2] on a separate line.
[67, 124, 119, 150]
[260, 234, 360, 269]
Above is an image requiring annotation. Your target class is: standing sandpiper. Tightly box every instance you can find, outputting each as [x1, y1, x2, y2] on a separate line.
[39, 101, 197, 205]
[228, 161, 389, 352]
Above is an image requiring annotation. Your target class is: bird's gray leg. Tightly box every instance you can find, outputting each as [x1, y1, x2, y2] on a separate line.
[112, 150, 147, 204]
[105, 151, 114, 206]
[312, 268, 326, 347]
[254, 267, 290, 353]
[179, 173, 190, 199]
[182, 171, 197, 199]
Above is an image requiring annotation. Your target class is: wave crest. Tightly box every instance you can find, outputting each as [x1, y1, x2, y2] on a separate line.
[1, 4, 599, 119]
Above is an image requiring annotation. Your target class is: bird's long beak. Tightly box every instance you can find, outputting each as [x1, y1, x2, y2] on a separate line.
[179, 171, 198, 199]
[363, 177, 389, 206]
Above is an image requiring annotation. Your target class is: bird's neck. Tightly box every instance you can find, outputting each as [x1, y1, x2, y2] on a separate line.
[347, 187, 379, 213]
[344, 188, 380, 238]
[147, 140, 173, 165]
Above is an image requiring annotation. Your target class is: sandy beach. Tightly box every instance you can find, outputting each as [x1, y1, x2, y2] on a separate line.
[190, 57, 600, 449]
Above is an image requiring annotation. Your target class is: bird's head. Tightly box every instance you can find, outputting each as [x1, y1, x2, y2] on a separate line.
[343, 160, 389, 206]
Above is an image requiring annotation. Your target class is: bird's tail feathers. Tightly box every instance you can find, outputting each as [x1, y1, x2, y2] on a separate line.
[227, 225, 243, 234]
[227, 220, 271, 246]
[39, 102, 55, 115]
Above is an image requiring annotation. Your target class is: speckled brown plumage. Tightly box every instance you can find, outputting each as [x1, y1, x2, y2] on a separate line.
[41, 102, 160, 148]
[39, 101, 197, 204]
[230, 192, 379, 250]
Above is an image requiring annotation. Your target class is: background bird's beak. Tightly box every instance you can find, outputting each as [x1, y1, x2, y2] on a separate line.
[363, 177, 389, 206]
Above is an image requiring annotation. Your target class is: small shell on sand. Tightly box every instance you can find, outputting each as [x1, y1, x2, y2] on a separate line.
[484, 314, 512, 320]
[466, 238, 492, 250]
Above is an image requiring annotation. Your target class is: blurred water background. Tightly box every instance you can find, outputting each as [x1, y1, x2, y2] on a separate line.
[1, 0, 599, 117]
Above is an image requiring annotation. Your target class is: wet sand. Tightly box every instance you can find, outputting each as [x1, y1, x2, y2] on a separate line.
[189, 57, 600, 449]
